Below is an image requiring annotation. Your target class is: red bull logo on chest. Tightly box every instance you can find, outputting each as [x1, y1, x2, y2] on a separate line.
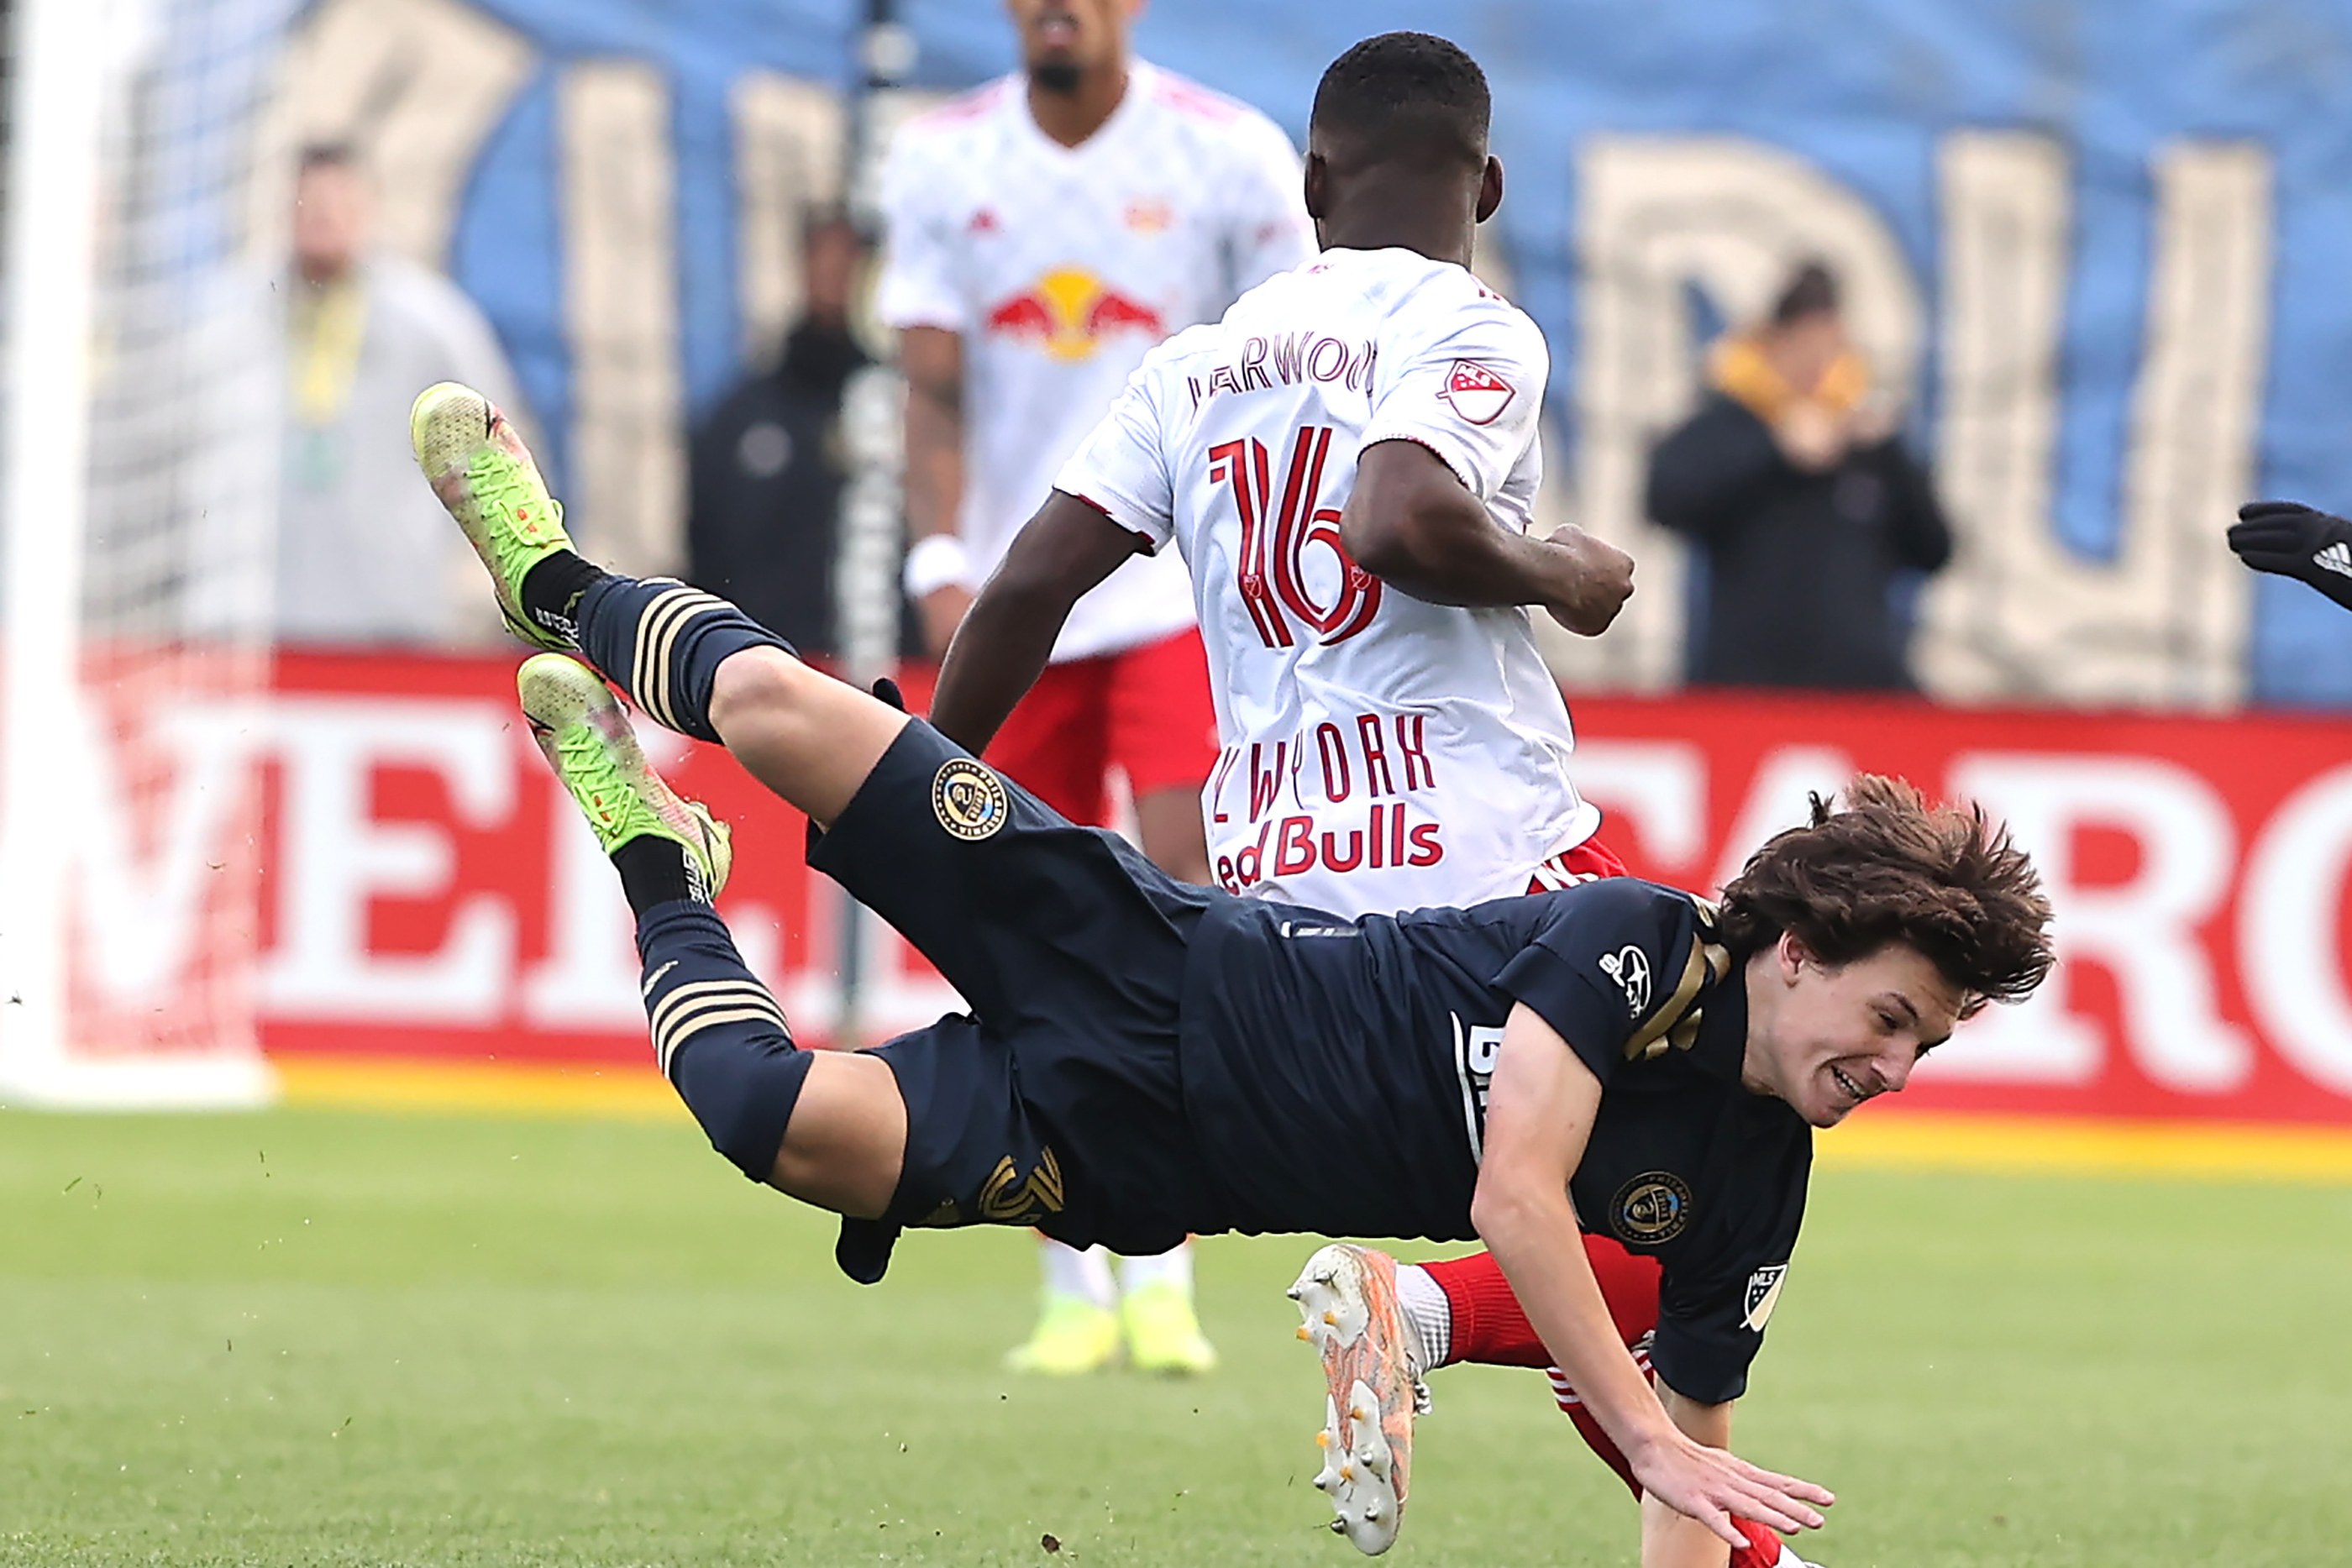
[985, 267, 1167, 361]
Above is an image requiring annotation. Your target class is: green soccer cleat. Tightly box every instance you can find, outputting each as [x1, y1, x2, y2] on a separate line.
[1002, 1292, 1121, 1377]
[1122, 1281, 1219, 1376]
[518, 653, 733, 898]
[411, 380, 577, 650]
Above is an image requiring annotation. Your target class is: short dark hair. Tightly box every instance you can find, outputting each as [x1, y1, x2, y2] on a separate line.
[1310, 32, 1490, 171]
[1770, 260, 1840, 326]
[1716, 774, 2053, 1017]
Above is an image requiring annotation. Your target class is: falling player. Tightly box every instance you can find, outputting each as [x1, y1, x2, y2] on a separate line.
[876, 0, 1315, 1377]
[926, 29, 1731, 1561]
[407, 377, 2052, 1559]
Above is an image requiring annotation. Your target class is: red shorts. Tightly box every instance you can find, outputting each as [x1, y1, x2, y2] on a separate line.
[1525, 834, 1630, 894]
[984, 627, 1219, 828]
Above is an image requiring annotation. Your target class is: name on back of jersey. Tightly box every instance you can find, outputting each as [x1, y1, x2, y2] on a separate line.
[1186, 331, 1378, 411]
[1208, 711, 1448, 894]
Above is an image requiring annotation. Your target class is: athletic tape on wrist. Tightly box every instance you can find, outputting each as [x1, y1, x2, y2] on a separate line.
[901, 533, 969, 599]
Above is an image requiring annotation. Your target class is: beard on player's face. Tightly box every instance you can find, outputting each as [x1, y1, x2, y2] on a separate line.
[1015, 0, 1124, 94]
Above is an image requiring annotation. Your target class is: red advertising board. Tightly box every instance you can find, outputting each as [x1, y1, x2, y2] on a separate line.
[252, 652, 2352, 1131]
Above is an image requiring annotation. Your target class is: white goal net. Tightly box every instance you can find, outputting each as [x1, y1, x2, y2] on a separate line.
[0, 0, 291, 1108]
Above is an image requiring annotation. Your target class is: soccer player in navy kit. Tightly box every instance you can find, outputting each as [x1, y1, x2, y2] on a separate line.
[410, 381, 2053, 1560]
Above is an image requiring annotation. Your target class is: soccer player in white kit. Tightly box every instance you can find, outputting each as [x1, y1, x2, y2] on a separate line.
[934, 32, 1816, 1568]
[875, 0, 1315, 1377]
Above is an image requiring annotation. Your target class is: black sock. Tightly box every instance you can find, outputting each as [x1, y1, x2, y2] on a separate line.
[634, 902, 805, 1182]
[520, 552, 609, 647]
[612, 835, 703, 916]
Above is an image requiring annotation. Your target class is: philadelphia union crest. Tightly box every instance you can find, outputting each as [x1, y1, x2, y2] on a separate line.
[932, 758, 1009, 841]
[1609, 1171, 1693, 1245]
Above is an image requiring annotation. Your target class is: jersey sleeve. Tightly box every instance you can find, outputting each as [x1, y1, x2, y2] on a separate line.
[1220, 112, 1317, 296]
[874, 130, 968, 333]
[1052, 348, 1179, 551]
[1491, 881, 1723, 1088]
[1361, 291, 1549, 509]
[1649, 1142, 1810, 1405]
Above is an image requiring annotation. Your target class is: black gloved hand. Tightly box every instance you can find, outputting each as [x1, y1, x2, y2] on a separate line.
[869, 675, 908, 712]
[2229, 501, 2352, 612]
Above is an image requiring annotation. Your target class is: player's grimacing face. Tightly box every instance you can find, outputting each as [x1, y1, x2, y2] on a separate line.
[1749, 936, 1962, 1129]
[1005, 0, 1137, 82]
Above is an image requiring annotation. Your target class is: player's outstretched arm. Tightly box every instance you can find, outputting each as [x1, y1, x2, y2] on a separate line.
[1471, 1003, 1831, 1551]
[1344, 440, 1634, 633]
[1641, 1388, 1749, 1568]
[2228, 500, 2352, 613]
[929, 491, 1147, 753]
[901, 327, 976, 657]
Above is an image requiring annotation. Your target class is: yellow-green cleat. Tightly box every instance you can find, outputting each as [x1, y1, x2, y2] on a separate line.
[1003, 1292, 1121, 1376]
[518, 653, 732, 897]
[411, 380, 577, 650]
[1122, 1281, 1219, 1376]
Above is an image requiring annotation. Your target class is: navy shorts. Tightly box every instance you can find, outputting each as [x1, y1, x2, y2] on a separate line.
[806, 720, 1221, 1281]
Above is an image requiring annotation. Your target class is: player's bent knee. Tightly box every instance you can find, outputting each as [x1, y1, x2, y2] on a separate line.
[771, 1050, 907, 1219]
[669, 1033, 816, 1183]
[706, 644, 816, 737]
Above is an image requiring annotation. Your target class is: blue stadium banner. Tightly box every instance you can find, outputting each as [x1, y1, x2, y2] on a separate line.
[268, 0, 2352, 705]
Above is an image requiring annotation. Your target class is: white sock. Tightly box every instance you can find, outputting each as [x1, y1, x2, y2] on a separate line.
[1039, 1237, 1117, 1309]
[1117, 1241, 1194, 1296]
[1394, 1262, 1451, 1373]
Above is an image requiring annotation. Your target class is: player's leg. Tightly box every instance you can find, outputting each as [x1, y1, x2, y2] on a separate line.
[1101, 629, 1223, 1371]
[516, 651, 904, 1217]
[984, 659, 1126, 1375]
[412, 380, 908, 831]
[1112, 627, 1216, 886]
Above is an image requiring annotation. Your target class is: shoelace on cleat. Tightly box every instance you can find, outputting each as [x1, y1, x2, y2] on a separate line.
[465, 453, 564, 541]
[550, 725, 651, 840]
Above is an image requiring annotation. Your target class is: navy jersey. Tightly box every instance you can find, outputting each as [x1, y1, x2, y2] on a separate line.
[1178, 877, 1811, 1403]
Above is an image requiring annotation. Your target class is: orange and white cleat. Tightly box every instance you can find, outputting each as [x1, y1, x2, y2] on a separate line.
[1288, 1243, 1429, 1555]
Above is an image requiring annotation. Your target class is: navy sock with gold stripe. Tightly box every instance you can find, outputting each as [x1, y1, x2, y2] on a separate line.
[636, 900, 810, 1182]
[570, 571, 795, 744]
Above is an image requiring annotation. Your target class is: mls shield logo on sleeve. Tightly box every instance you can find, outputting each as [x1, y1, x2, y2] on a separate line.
[1438, 358, 1514, 424]
[1742, 1264, 1789, 1333]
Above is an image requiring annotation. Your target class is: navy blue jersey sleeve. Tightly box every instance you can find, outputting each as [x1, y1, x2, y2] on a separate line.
[1649, 1136, 1811, 1405]
[1491, 880, 1720, 1086]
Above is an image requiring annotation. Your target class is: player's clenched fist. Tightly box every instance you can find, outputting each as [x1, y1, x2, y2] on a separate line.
[2228, 501, 2352, 612]
[1543, 525, 1636, 637]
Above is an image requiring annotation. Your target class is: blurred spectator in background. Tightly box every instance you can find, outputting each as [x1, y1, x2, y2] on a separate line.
[279, 143, 528, 648]
[1646, 260, 1950, 691]
[685, 209, 875, 657]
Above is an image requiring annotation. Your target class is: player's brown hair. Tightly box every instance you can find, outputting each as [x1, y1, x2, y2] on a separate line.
[1714, 774, 2053, 1017]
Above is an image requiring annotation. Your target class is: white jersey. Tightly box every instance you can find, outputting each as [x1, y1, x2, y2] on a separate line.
[877, 63, 1315, 663]
[1056, 246, 1600, 915]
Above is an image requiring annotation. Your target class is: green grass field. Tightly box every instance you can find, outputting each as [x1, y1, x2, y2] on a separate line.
[2, 1108, 2346, 1567]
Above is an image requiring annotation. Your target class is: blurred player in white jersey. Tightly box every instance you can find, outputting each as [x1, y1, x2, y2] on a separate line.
[876, 0, 1315, 1378]
[935, 31, 1814, 1568]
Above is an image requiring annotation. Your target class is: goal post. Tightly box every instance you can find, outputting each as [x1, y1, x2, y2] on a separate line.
[0, 0, 286, 1110]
